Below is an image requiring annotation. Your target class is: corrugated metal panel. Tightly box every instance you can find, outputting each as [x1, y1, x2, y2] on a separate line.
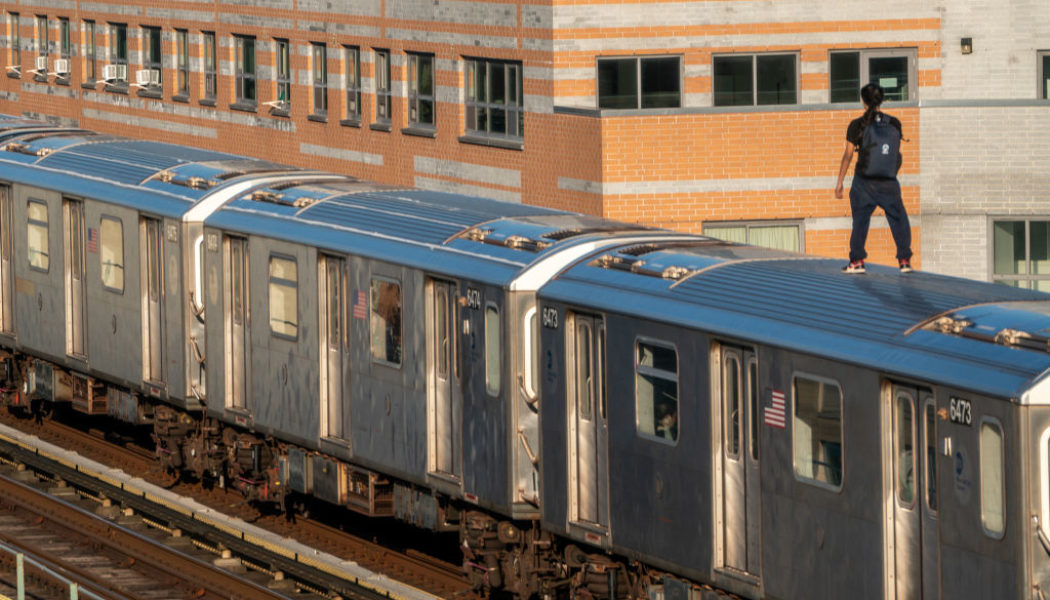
[113, 140, 239, 163]
[36, 152, 157, 186]
[67, 141, 190, 171]
[299, 200, 466, 244]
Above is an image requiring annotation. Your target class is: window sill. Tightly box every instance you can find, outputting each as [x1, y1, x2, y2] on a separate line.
[104, 83, 129, 94]
[230, 101, 258, 113]
[136, 88, 163, 99]
[55, 77, 70, 87]
[199, 97, 217, 107]
[402, 124, 436, 138]
[81, 80, 97, 90]
[307, 113, 328, 123]
[172, 93, 190, 104]
[5, 71, 20, 79]
[369, 121, 392, 132]
[458, 133, 524, 151]
[269, 107, 291, 118]
[32, 74, 47, 84]
[340, 118, 362, 128]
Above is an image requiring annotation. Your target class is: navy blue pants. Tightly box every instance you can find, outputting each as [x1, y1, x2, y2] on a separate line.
[849, 175, 912, 263]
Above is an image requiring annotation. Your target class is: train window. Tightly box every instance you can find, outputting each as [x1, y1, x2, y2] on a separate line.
[485, 305, 501, 396]
[576, 320, 593, 419]
[99, 216, 124, 293]
[635, 341, 678, 443]
[980, 419, 1005, 538]
[26, 200, 48, 272]
[924, 399, 937, 513]
[268, 256, 298, 339]
[748, 358, 759, 461]
[370, 278, 402, 365]
[792, 375, 843, 489]
[895, 393, 915, 506]
[523, 307, 538, 400]
[724, 354, 741, 458]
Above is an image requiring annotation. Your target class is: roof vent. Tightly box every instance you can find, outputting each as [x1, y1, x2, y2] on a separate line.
[3, 142, 50, 157]
[252, 190, 285, 204]
[155, 170, 215, 190]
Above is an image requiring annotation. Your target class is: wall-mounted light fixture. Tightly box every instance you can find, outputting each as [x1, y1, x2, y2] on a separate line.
[961, 37, 973, 55]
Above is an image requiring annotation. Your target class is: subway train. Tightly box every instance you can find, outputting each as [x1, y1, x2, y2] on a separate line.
[0, 115, 1048, 600]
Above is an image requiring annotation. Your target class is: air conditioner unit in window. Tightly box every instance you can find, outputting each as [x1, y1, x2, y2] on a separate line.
[102, 63, 126, 82]
[33, 55, 48, 73]
[51, 58, 69, 76]
[133, 68, 160, 87]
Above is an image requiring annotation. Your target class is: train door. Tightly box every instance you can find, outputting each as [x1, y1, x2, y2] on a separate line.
[142, 218, 164, 383]
[888, 383, 939, 599]
[0, 185, 12, 335]
[720, 346, 761, 576]
[224, 236, 249, 411]
[320, 255, 349, 441]
[427, 279, 460, 479]
[63, 198, 86, 357]
[568, 312, 608, 530]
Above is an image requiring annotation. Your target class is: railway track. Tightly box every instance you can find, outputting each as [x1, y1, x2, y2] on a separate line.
[0, 409, 475, 600]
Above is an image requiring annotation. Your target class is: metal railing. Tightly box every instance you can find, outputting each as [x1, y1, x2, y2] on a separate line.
[0, 540, 106, 600]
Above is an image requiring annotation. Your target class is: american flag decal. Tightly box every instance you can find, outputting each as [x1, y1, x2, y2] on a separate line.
[87, 228, 98, 254]
[352, 290, 368, 320]
[765, 389, 786, 429]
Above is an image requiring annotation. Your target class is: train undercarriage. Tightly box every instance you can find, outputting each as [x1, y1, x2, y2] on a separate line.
[0, 351, 723, 600]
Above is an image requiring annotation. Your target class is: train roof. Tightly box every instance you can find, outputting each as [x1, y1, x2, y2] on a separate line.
[544, 240, 1050, 402]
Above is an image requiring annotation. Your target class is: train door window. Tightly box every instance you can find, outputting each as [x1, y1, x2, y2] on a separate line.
[27, 199, 48, 271]
[748, 357, 759, 460]
[895, 392, 916, 506]
[924, 398, 937, 512]
[576, 320, 593, 419]
[792, 374, 843, 489]
[268, 256, 298, 339]
[0, 185, 10, 334]
[370, 278, 402, 366]
[99, 216, 124, 293]
[485, 305, 501, 396]
[636, 340, 679, 443]
[980, 418, 1005, 537]
[724, 353, 741, 457]
[523, 306, 538, 400]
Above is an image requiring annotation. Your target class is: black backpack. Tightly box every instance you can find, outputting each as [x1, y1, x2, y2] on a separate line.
[860, 113, 901, 179]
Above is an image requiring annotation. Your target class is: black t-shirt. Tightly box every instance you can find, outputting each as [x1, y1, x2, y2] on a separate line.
[847, 112, 903, 176]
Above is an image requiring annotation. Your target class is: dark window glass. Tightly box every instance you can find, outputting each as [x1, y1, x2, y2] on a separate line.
[408, 53, 434, 126]
[1043, 54, 1050, 99]
[713, 55, 753, 106]
[870, 56, 909, 101]
[756, 54, 796, 105]
[830, 52, 860, 102]
[465, 58, 523, 138]
[597, 59, 637, 109]
[375, 49, 391, 122]
[641, 56, 680, 108]
[235, 35, 256, 104]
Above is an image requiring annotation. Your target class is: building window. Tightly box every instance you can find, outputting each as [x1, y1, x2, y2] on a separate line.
[704, 221, 803, 252]
[268, 256, 298, 339]
[830, 49, 915, 103]
[202, 31, 216, 102]
[34, 15, 47, 80]
[109, 22, 127, 68]
[343, 45, 361, 122]
[636, 340, 679, 443]
[141, 26, 161, 89]
[793, 374, 843, 489]
[408, 53, 435, 127]
[370, 278, 402, 365]
[714, 53, 797, 106]
[991, 219, 1050, 290]
[58, 18, 69, 59]
[27, 200, 48, 272]
[1040, 51, 1050, 100]
[311, 42, 327, 117]
[274, 38, 290, 107]
[234, 34, 256, 106]
[980, 419, 1005, 538]
[374, 49, 391, 123]
[99, 216, 124, 293]
[597, 56, 681, 109]
[175, 29, 189, 97]
[465, 58, 523, 139]
[7, 13, 19, 77]
[83, 20, 95, 81]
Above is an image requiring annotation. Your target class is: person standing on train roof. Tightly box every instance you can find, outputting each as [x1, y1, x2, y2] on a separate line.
[834, 82, 914, 274]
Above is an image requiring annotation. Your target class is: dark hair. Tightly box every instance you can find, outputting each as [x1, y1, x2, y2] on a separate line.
[860, 83, 885, 127]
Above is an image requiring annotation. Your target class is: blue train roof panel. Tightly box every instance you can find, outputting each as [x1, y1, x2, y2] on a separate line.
[546, 244, 1050, 397]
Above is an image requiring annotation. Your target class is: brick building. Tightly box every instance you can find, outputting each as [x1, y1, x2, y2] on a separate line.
[0, 1, 1048, 283]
